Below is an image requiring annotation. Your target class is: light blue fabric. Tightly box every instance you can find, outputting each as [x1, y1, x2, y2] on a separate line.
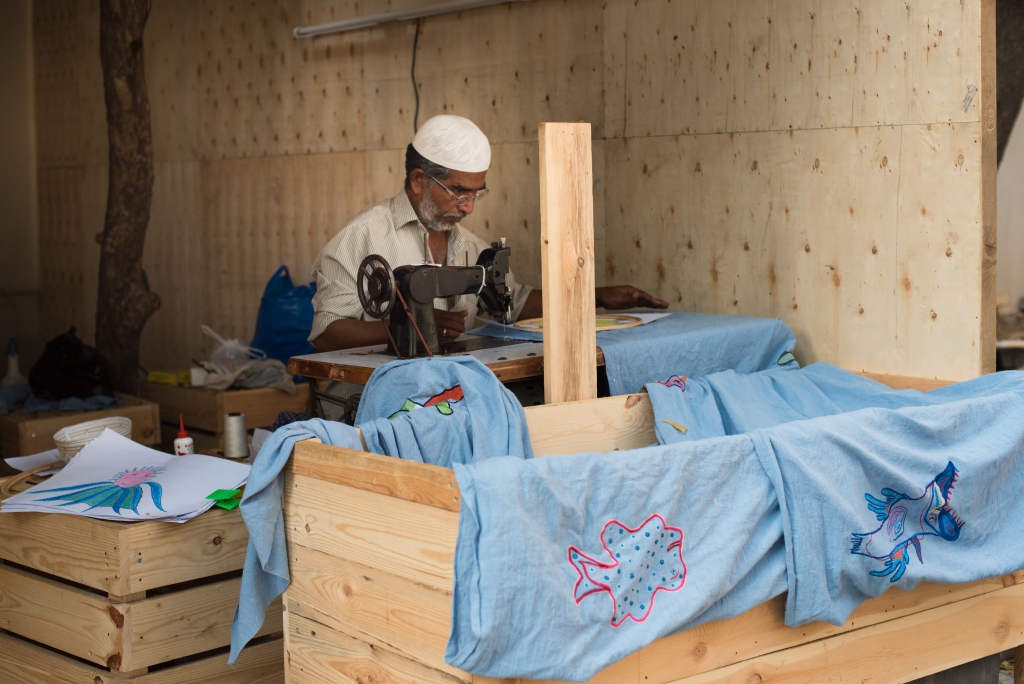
[469, 312, 797, 395]
[229, 419, 363, 663]
[356, 356, 534, 465]
[231, 357, 532, 662]
[447, 437, 787, 681]
[647, 362, 1024, 444]
[447, 369, 1024, 681]
[750, 391, 1024, 627]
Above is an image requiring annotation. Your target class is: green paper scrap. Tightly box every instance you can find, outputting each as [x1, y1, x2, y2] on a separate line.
[214, 497, 241, 511]
[206, 488, 243, 510]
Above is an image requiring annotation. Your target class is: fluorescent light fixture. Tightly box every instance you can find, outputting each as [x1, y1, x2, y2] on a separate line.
[294, 0, 532, 38]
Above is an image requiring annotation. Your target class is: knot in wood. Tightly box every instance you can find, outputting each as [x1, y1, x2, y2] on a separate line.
[107, 605, 125, 628]
[692, 642, 708, 658]
[212, 535, 222, 545]
[106, 653, 123, 670]
[745, 675, 763, 684]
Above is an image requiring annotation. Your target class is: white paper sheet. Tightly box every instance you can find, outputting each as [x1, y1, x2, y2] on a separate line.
[4, 449, 63, 475]
[1, 429, 249, 523]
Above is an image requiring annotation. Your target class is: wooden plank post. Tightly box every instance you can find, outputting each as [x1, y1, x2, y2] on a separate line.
[538, 122, 597, 404]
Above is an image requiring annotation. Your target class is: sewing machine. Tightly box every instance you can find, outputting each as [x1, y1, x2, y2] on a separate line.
[356, 239, 515, 358]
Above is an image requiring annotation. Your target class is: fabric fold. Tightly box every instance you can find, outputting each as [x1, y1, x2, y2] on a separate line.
[750, 392, 1024, 627]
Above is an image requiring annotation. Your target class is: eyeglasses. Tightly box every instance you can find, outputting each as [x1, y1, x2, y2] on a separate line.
[429, 175, 490, 207]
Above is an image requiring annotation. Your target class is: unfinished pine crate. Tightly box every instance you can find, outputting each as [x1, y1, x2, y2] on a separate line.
[281, 389, 1024, 684]
[0, 393, 161, 458]
[0, 485, 283, 683]
[141, 382, 310, 448]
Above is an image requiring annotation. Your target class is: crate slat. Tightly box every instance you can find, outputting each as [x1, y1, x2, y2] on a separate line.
[283, 472, 458, 591]
[285, 612, 468, 684]
[285, 544, 455, 675]
[0, 630, 284, 684]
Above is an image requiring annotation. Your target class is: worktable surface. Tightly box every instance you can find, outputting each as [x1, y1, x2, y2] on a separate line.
[288, 336, 607, 385]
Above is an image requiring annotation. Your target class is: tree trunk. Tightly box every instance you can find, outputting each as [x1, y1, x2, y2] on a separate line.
[96, 0, 160, 395]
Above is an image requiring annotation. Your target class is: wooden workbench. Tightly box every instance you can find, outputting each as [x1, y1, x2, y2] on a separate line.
[287, 338, 607, 385]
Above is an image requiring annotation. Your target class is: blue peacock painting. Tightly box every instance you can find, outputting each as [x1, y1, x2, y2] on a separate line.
[31, 466, 167, 515]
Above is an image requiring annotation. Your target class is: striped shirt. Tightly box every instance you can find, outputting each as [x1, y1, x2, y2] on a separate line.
[309, 190, 533, 342]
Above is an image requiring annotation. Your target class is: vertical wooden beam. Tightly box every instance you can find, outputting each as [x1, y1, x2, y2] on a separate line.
[980, 0, 997, 375]
[538, 122, 597, 404]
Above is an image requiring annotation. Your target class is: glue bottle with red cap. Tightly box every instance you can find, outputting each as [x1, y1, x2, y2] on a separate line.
[174, 413, 195, 456]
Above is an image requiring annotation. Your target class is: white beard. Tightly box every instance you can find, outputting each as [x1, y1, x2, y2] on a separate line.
[417, 189, 465, 233]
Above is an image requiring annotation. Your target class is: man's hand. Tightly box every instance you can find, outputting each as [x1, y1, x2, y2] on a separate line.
[435, 308, 469, 341]
[595, 285, 670, 311]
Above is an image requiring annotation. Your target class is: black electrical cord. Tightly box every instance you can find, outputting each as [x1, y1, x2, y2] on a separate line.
[411, 19, 422, 132]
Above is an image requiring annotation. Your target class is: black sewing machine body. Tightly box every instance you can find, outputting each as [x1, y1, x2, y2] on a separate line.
[357, 241, 514, 358]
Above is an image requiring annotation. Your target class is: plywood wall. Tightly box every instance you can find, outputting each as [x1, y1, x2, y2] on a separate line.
[33, 0, 994, 380]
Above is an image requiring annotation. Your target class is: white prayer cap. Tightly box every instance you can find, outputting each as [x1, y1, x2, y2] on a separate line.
[412, 115, 491, 173]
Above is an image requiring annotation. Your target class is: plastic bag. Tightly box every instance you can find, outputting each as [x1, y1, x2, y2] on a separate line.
[202, 325, 266, 366]
[250, 266, 316, 369]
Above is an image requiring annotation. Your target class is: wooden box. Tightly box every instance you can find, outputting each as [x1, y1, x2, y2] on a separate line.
[141, 383, 310, 441]
[0, 482, 283, 683]
[281, 390, 1024, 684]
[0, 393, 161, 458]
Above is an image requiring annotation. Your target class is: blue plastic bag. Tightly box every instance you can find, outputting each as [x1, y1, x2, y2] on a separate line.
[250, 266, 316, 377]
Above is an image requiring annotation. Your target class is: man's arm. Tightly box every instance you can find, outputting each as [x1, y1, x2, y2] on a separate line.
[311, 308, 471, 352]
[312, 318, 389, 352]
[514, 286, 668, 322]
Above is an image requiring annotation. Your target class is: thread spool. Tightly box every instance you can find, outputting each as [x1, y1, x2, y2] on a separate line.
[223, 412, 248, 459]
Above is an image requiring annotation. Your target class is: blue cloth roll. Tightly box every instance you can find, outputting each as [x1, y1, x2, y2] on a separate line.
[468, 312, 797, 396]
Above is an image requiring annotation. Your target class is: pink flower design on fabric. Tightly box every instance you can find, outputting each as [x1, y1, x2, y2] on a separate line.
[656, 375, 686, 390]
[568, 513, 686, 626]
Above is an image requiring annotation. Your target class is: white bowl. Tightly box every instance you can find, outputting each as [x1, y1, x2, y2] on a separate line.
[53, 416, 133, 463]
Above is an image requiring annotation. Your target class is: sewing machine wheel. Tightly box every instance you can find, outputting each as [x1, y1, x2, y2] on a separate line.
[356, 254, 396, 319]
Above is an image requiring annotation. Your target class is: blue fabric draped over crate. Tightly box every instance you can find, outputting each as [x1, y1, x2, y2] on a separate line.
[751, 391, 1024, 627]
[447, 436, 788, 682]
[446, 372, 1024, 682]
[467, 312, 797, 395]
[355, 355, 533, 466]
[230, 356, 532, 663]
[644, 362, 1024, 444]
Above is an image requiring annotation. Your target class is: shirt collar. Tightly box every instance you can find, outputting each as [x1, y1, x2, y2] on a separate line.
[392, 189, 468, 259]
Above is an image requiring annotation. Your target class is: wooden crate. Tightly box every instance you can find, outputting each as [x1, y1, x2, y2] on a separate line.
[141, 383, 310, 436]
[0, 486, 283, 683]
[281, 387, 1024, 684]
[0, 393, 161, 458]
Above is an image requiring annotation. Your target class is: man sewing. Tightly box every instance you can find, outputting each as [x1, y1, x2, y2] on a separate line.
[309, 114, 667, 353]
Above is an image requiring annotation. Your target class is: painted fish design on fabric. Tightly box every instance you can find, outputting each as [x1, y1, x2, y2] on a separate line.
[850, 461, 963, 582]
[777, 351, 796, 366]
[389, 385, 465, 419]
[656, 375, 686, 390]
[568, 513, 686, 626]
[32, 466, 167, 515]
